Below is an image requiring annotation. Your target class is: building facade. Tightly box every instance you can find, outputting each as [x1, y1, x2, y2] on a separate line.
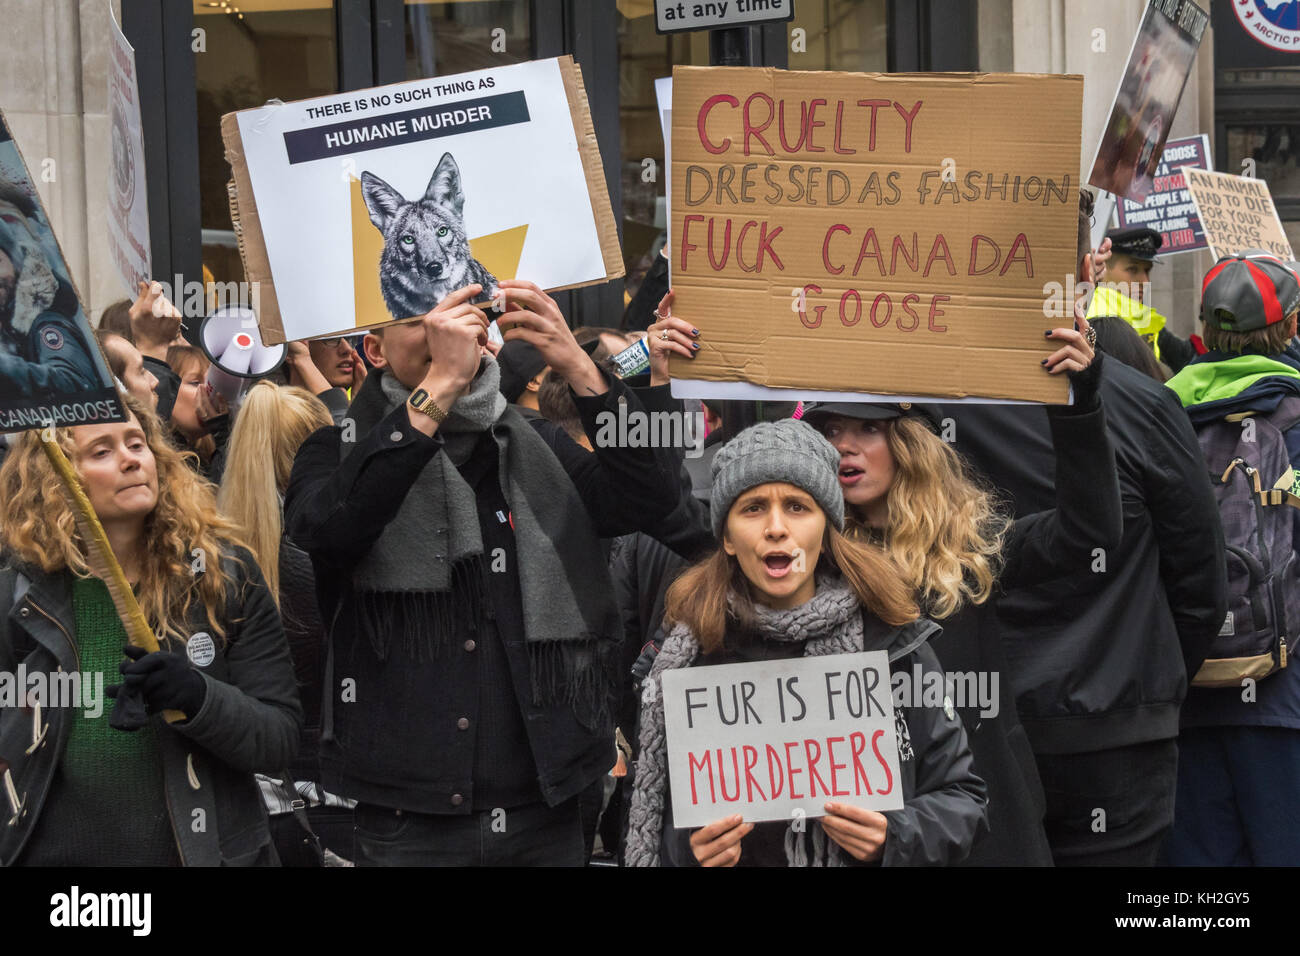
[2, 0, 1295, 338]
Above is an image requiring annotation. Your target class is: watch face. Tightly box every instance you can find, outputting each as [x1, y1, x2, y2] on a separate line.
[409, 388, 429, 406]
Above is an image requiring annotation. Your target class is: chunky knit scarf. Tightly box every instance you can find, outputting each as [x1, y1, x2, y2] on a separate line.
[342, 361, 620, 726]
[625, 572, 873, 867]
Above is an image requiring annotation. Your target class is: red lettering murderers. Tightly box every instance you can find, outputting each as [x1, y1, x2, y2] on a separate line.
[697, 96, 924, 157]
[685, 732, 894, 807]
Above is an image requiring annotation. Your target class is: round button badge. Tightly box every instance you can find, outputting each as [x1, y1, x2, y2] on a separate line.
[187, 632, 216, 667]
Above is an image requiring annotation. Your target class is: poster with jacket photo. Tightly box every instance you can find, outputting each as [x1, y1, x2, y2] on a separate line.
[223, 56, 623, 345]
[0, 110, 123, 434]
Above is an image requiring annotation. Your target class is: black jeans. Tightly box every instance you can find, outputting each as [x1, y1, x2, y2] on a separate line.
[353, 798, 585, 866]
[1035, 739, 1178, 867]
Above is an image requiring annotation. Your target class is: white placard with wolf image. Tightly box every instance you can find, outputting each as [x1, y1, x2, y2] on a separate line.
[234, 57, 610, 342]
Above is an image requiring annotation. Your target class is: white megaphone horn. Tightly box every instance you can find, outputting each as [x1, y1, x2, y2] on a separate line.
[199, 307, 285, 415]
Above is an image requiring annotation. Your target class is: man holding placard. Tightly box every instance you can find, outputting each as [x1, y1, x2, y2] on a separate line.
[285, 280, 680, 866]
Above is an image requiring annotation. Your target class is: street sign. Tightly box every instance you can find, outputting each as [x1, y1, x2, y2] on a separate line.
[655, 0, 795, 34]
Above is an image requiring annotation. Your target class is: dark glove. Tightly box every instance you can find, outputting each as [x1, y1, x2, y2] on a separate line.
[1062, 349, 1104, 414]
[105, 678, 150, 732]
[630, 638, 662, 687]
[114, 645, 207, 719]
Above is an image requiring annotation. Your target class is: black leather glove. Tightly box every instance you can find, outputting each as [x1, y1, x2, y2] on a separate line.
[111, 645, 208, 719]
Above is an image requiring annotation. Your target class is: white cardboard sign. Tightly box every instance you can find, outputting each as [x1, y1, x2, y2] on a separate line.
[226, 57, 620, 343]
[661, 650, 904, 829]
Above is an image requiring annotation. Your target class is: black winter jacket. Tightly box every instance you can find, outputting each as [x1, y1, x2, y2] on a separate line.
[0, 546, 303, 866]
[944, 359, 1228, 754]
[284, 368, 680, 814]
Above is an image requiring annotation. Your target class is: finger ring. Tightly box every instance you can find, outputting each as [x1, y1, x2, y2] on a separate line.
[660, 330, 670, 341]
[1085, 325, 1097, 348]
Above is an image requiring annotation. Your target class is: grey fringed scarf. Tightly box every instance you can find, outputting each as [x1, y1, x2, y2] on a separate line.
[341, 361, 620, 726]
[625, 572, 868, 867]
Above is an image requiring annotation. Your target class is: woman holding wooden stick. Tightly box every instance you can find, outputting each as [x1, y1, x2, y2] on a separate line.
[0, 394, 301, 866]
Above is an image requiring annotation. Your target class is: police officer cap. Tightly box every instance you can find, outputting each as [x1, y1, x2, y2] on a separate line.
[1105, 226, 1163, 264]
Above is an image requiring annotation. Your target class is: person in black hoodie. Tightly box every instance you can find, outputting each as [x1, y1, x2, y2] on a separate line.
[939, 201, 1228, 866]
[285, 281, 680, 866]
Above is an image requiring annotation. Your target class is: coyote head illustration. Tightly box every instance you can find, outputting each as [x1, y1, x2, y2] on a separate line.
[360, 152, 497, 319]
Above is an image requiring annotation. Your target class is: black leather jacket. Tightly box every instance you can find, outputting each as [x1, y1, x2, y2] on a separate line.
[0, 546, 302, 866]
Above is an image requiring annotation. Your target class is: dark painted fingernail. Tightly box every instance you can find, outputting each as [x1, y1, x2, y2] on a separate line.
[1041, 358, 1049, 366]
[1044, 330, 1053, 337]
[691, 328, 699, 336]
[692, 342, 700, 350]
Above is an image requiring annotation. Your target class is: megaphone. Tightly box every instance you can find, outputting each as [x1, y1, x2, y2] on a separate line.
[199, 306, 285, 416]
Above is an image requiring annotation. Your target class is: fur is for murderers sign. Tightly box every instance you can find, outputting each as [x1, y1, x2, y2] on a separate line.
[222, 56, 622, 344]
[668, 67, 1082, 404]
[661, 652, 904, 828]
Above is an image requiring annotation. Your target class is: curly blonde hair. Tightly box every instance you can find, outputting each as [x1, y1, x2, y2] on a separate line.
[846, 417, 1011, 620]
[0, 395, 247, 641]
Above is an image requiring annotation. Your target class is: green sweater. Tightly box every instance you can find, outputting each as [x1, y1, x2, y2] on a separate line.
[19, 577, 180, 866]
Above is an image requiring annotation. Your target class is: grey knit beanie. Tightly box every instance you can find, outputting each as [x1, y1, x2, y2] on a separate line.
[710, 418, 845, 539]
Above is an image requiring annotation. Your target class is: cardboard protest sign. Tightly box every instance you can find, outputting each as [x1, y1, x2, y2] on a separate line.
[223, 56, 622, 345]
[668, 67, 1082, 404]
[1114, 134, 1211, 255]
[106, 5, 152, 295]
[1180, 168, 1295, 262]
[661, 651, 903, 828]
[0, 111, 123, 433]
[1088, 0, 1208, 203]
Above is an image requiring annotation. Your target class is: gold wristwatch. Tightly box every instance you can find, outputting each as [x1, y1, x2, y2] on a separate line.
[407, 387, 449, 423]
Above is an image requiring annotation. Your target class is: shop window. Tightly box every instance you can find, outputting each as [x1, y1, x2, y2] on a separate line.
[402, 0, 530, 78]
[193, 1, 338, 286]
[1225, 124, 1300, 255]
[788, 0, 887, 72]
[616, 1, 709, 298]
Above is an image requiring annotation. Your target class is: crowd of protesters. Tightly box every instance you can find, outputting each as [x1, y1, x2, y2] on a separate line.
[1, 187, 1298, 869]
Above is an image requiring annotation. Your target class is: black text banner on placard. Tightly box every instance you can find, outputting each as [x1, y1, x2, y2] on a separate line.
[661, 651, 903, 828]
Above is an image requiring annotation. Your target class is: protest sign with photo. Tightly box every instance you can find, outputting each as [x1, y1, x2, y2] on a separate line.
[223, 56, 623, 345]
[662, 651, 904, 828]
[0, 111, 123, 433]
[106, 5, 152, 296]
[1114, 134, 1211, 255]
[667, 66, 1082, 405]
[1180, 167, 1295, 261]
[1088, 0, 1209, 203]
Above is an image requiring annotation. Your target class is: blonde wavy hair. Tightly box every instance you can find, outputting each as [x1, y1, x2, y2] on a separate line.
[0, 394, 247, 641]
[842, 416, 1010, 620]
[217, 381, 332, 599]
[665, 521, 918, 655]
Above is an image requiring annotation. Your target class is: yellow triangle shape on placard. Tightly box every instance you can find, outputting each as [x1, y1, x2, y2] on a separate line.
[469, 224, 529, 281]
[349, 176, 528, 331]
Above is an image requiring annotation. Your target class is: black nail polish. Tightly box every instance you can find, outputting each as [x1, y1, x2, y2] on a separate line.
[1041, 359, 1049, 366]
[692, 342, 700, 350]
[691, 328, 699, 336]
[1044, 330, 1053, 338]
